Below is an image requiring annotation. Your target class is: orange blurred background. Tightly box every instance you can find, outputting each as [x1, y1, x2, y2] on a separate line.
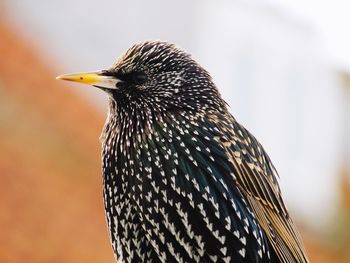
[0, 21, 112, 262]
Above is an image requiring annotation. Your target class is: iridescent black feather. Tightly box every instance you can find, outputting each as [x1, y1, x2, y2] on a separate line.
[100, 41, 309, 263]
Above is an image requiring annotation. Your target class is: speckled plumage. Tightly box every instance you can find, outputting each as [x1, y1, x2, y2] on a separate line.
[99, 41, 308, 263]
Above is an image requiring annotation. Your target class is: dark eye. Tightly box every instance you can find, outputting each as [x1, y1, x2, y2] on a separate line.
[115, 71, 147, 85]
[104, 70, 148, 86]
[116, 81, 127, 89]
[133, 73, 147, 84]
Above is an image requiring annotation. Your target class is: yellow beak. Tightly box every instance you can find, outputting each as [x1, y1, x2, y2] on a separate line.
[56, 72, 120, 89]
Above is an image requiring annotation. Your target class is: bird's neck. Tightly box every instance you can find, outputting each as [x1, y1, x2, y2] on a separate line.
[101, 92, 229, 151]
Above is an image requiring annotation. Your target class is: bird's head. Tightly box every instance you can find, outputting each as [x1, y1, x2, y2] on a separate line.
[57, 41, 225, 115]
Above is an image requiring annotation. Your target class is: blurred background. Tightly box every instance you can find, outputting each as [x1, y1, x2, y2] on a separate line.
[1, 0, 350, 262]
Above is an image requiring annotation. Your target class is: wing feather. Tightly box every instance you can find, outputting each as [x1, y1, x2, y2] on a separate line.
[207, 113, 309, 263]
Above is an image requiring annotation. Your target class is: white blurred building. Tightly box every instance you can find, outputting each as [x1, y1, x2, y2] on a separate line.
[5, 0, 349, 230]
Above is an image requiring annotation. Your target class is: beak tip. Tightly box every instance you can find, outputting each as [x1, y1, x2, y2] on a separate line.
[56, 74, 68, 81]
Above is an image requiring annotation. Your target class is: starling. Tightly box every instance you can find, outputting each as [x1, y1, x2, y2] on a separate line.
[57, 41, 308, 263]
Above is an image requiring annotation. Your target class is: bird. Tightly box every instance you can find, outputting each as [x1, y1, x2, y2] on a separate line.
[56, 41, 309, 263]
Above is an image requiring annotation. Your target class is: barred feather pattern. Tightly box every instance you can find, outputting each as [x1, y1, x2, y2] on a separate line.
[100, 41, 309, 263]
